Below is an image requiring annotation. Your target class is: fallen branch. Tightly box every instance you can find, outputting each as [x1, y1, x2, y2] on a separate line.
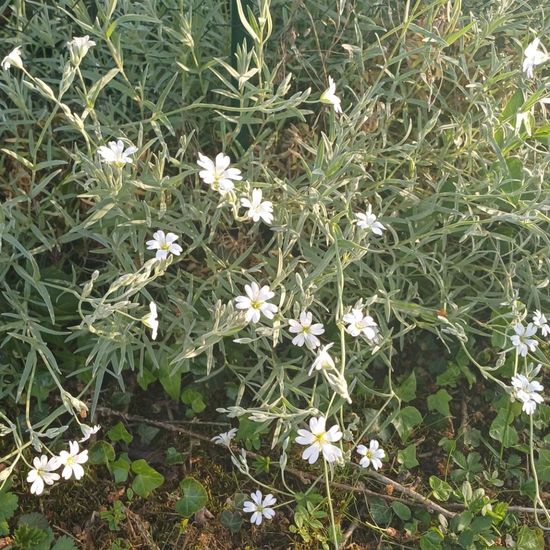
[96, 407, 544, 518]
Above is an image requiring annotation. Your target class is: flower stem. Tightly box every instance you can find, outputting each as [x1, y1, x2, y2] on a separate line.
[324, 460, 339, 548]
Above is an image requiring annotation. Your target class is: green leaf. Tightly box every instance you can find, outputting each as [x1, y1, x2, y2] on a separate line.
[368, 497, 392, 525]
[429, 476, 453, 501]
[220, 510, 243, 534]
[427, 389, 452, 416]
[500, 88, 525, 122]
[51, 535, 79, 550]
[137, 367, 156, 391]
[396, 372, 417, 402]
[0, 491, 18, 522]
[489, 408, 518, 448]
[454, 510, 473, 531]
[535, 448, 550, 482]
[112, 453, 131, 484]
[392, 406, 423, 442]
[107, 422, 133, 444]
[191, 396, 206, 413]
[391, 501, 411, 521]
[165, 447, 185, 465]
[181, 388, 206, 413]
[516, 526, 544, 550]
[159, 361, 181, 401]
[397, 443, 419, 468]
[131, 460, 164, 498]
[136, 424, 159, 445]
[88, 441, 116, 465]
[18, 512, 50, 531]
[175, 477, 208, 517]
[419, 529, 444, 550]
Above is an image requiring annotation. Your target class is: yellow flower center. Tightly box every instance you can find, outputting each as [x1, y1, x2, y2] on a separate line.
[66, 455, 75, 465]
[160, 242, 170, 250]
[251, 300, 262, 310]
[314, 432, 327, 444]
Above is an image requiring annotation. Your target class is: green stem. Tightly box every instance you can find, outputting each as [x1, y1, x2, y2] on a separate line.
[529, 416, 550, 527]
[324, 460, 339, 549]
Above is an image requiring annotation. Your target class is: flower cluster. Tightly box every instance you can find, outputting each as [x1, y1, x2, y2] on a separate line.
[196, 153, 274, 227]
[27, 441, 90, 496]
[238, 416, 386, 526]
[511, 365, 544, 415]
[505, 309, 547, 415]
[509, 310, 548, 358]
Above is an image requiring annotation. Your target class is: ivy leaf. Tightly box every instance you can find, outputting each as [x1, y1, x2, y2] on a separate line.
[220, 510, 243, 533]
[131, 459, 164, 498]
[137, 367, 156, 391]
[175, 478, 208, 517]
[392, 406, 423, 442]
[395, 372, 416, 402]
[107, 422, 133, 444]
[427, 389, 452, 417]
[489, 409, 518, 448]
[165, 447, 185, 465]
[88, 441, 116, 465]
[159, 360, 181, 401]
[397, 443, 419, 469]
[368, 497, 392, 525]
[112, 453, 131, 484]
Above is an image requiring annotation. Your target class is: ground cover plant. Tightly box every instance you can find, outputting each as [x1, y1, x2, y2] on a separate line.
[0, 0, 549, 548]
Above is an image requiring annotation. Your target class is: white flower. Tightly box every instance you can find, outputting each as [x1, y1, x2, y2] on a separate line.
[523, 38, 548, 79]
[142, 301, 159, 340]
[295, 416, 343, 464]
[288, 311, 325, 350]
[79, 424, 101, 443]
[97, 139, 138, 166]
[355, 204, 386, 236]
[211, 428, 237, 447]
[2, 46, 23, 71]
[320, 76, 342, 114]
[67, 35, 96, 64]
[57, 441, 88, 481]
[511, 370, 544, 415]
[309, 343, 336, 375]
[532, 310, 550, 337]
[241, 189, 273, 225]
[235, 282, 278, 324]
[146, 230, 183, 261]
[510, 322, 538, 357]
[343, 308, 380, 342]
[243, 490, 276, 525]
[26, 455, 60, 496]
[357, 440, 385, 470]
[197, 152, 242, 195]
